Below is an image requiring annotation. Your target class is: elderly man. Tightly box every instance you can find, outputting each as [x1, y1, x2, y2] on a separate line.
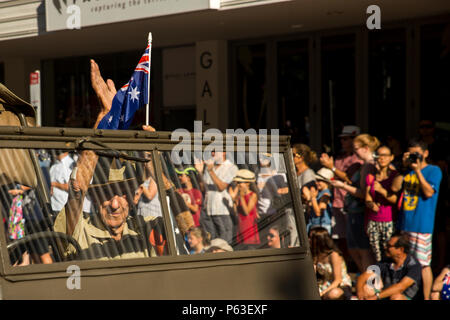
[53, 59, 191, 260]
[53, 156, 166, 260]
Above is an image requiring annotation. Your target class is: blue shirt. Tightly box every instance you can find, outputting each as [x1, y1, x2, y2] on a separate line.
[308, 189, 332, 232]
[399, 165, 442, 234]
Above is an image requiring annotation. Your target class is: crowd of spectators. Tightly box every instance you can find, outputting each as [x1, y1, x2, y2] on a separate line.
[302, 122, 449, 300]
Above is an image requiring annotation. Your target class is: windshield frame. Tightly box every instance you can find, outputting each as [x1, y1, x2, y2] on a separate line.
[0, 126, 308, 279]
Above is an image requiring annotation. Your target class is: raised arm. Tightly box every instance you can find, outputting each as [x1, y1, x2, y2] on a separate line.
[64, 60, 116, 235]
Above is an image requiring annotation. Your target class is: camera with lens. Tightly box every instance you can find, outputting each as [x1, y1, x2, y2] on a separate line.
[408, 152, 423, 163]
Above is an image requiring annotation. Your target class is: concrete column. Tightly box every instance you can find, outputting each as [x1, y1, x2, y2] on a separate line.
[196, 40, 228, 131]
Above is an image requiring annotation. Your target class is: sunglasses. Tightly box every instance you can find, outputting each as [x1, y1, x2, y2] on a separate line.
[376, 153, 392, 158]
[419, 124, 433, 129]
[267, 233, 277, 239]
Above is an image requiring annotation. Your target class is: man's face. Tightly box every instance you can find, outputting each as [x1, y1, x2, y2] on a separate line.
[267, 228, 281, 248]
[214, 151, 225, 164]
[384, 236, 402, 258]
[340, 136, 354, 153]
[407, 146, 428, 166]
[418, 120, 435, 137]
[179, 173, 189, 184]
[99, 194, 129, 231]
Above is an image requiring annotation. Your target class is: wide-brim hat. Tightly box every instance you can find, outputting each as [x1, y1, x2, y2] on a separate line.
[339, 125, 360, 137]
[87, 156, 140, 203]
[206, 238, 234, 252]
[314, 167, 334, 182]
[233, 169, 256, 182]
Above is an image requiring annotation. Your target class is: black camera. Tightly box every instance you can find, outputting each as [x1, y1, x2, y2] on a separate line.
[408, 152, 423, 163]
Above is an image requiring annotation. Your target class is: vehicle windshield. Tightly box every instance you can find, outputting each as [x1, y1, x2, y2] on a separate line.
[0, 143, 301, 266]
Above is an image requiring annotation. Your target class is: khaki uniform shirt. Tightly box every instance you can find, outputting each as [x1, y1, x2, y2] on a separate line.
[54, 207, 156, 260]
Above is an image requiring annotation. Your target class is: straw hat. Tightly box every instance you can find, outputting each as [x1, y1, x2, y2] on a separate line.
[314, 167, 334, 182]
[233, 169, 256, 182]
[206, 238, 233, 252]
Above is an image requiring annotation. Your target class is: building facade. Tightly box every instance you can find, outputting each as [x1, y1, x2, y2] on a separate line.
[1, 0, 450, 152]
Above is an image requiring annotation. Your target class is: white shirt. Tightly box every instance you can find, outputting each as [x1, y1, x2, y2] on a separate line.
[49, 155, 74, 211]
[203, 159, 238, 216]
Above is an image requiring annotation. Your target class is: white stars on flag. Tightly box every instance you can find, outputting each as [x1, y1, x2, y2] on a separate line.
[128, 86, 140, 103]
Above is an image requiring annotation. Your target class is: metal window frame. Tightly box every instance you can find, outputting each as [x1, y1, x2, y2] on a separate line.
[0, 126, 308, 281]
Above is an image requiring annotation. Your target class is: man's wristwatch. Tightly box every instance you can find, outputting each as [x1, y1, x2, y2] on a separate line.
[331, 166, 336, 172]
[374, 289, 381, 300]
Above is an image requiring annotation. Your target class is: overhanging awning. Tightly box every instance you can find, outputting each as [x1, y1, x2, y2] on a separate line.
[45, 0, 220, 32]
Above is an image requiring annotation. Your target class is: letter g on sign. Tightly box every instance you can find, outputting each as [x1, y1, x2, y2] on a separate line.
[200, 52, 213, 69]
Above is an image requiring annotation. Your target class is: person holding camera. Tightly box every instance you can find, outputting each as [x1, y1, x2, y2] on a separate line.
[398, 139, 442, 300]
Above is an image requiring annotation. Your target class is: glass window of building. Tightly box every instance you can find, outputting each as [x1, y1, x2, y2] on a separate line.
[321, 34, 356, 154]
[235, 44, 267, 130]
[277, 39, 310, 145]
[368, 28, 406, 144]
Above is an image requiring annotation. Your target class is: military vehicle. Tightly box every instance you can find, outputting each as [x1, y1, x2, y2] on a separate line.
[0, 83, 319, 299]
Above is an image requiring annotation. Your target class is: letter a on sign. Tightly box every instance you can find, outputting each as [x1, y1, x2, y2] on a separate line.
[202, 81, 212, 98]
[66, 5, 81, 30]
[366, 5, 381, 30]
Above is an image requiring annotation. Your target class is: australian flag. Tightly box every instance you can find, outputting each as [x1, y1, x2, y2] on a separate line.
[97, 44, 150, 130]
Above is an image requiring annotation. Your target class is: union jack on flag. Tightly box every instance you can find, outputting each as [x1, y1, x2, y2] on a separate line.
[97, 44, 150, 130]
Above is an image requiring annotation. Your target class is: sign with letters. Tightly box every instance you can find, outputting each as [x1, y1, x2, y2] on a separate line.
[29, 71, 41, 126]
[46, 0, 220, 32]
[196, 40, 227, 130]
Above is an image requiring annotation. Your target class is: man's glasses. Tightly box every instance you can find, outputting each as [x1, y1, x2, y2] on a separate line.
[267, 233, 277, 239]
[384, 241, 396, 249]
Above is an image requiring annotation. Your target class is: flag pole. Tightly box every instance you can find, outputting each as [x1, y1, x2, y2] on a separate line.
[146, 32, 152, 126]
